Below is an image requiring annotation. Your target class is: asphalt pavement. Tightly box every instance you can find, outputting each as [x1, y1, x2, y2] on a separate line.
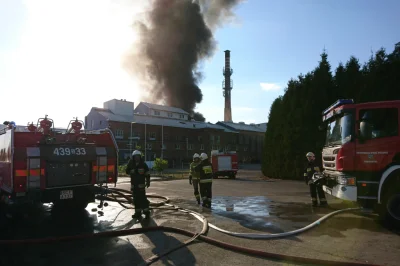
[0, 170, 399, 266]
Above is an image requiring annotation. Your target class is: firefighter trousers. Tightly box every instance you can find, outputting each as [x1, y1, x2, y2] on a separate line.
[192, 179, 201, 203]
[132, 185, 149, 214]
[309, 183, 327, 206]
[200, 182, 212, 207]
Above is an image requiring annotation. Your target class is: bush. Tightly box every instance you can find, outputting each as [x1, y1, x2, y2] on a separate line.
[153, 158, 168, 173]
[118, 164, 127, 175]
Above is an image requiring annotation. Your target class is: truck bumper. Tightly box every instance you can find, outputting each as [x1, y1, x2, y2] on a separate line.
[323, 185, 357, 202]
[10, 185, 96, 206]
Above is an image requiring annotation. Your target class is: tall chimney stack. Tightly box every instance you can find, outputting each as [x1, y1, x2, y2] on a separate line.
[223, 50, 233, 122]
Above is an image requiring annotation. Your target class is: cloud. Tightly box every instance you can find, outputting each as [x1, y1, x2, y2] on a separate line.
[260, 82, 281, 91]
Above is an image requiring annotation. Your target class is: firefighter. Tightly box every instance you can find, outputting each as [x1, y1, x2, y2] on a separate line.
[189, 153, 201, 204]
[304, 152, 327, 207]
[126, 150, 151, 219]
[195, 152, 213, 208]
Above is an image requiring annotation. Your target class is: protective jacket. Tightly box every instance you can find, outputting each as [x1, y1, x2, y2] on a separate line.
[195, 160, 213, 183]
[189, 161, 201, 179]
[303, 161, 322, 184]
[126, 159, 150, 186]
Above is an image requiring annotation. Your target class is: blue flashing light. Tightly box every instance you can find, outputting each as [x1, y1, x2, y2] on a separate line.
[322, 99, 354, 115]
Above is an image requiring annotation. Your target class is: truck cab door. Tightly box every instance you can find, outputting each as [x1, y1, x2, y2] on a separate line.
[355, 107, 399, 173]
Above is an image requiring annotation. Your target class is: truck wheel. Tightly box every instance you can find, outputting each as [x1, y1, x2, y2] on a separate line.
[381, 181, 400, 229]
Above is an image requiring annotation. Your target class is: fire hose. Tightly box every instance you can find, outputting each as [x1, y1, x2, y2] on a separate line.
[100, 187, 378, 266]
[0, 186, 380, 266]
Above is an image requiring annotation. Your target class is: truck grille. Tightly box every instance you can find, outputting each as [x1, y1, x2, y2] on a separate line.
[322, 155, 336, 171]
[46, 162, 91, 188]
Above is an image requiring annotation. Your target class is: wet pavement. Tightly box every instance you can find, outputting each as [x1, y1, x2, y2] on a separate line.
[0, 174, 399, 266]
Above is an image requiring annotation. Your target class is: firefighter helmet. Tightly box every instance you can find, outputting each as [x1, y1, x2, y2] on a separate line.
[200, 153, 208, 160]
[132, 150, 142, 156]
[306, 152, 315, 157]
[193, 153, 200, 160]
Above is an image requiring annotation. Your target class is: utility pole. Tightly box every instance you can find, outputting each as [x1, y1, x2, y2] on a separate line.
[144, 121, 147, 161]
[130, 122, 133, 155]
[161, 124, 164, 159]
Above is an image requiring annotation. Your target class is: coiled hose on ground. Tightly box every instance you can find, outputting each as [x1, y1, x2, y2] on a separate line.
[0, 186, 380, 266]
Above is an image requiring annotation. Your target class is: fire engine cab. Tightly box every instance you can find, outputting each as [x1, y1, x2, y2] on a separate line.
[211, 150, 238, 179]
[0, 116, 119, 214]
[321, 99, 400, 227]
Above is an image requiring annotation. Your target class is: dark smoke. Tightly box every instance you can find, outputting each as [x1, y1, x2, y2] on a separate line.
[124, 0, 243, 119]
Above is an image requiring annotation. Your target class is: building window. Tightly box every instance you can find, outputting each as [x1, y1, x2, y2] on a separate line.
[179, 114, 185, 119]
[188, 144, 193, 150]
[175, 144, 181, 150]
[146, 143, 152, 150]
[175, 135, 179, 141]
[216, 136, 220, 143]
[244, 147, 248, 152]
[131, 131, 140, 138]
[91, 120, 94, 129]
[149, 132, 156, 140]
[168, 113, 173, 118]
[115, 129, 124, 138]
[163, 133, 169, 140]
[198, 136, 203, 142]
[154, 110, 160, 116]
[160, 144, 167, 150]
[200, 144, 204, 150]
[129, 141, 137, 149]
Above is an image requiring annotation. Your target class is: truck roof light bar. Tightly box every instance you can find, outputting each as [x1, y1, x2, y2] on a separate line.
[322, 99, 354, 115]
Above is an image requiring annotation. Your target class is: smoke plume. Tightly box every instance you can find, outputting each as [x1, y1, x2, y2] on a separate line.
[124, 0, 243, 120]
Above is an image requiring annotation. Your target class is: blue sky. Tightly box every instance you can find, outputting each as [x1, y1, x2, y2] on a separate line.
[1, 0, 399, 127]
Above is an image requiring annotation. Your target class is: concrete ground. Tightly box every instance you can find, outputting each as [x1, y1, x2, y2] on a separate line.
[0, 170, 399, 266]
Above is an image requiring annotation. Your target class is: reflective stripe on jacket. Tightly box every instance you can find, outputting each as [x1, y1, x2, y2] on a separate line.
[190, 161, 201, 179]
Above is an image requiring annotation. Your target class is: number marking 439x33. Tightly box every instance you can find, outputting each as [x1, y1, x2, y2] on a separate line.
[53, 147, 86, 156]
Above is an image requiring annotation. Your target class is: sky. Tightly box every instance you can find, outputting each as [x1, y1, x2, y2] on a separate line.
[1, 0, 399, 128]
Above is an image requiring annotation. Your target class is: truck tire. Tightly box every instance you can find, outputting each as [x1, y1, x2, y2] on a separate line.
[380, 177, 400, 229]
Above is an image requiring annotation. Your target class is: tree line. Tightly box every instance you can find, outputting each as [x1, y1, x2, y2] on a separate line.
[262, 44, 400, 179]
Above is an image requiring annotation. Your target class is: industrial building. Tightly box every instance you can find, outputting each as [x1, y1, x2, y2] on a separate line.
[85, 50, 266, 167]
[85, 99, 266, 167]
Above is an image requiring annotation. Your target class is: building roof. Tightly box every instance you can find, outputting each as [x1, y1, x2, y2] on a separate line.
[133, 114, 238, 133]
[217, 121, 267, 133]
[93, 108, 135, 123]
[90, 107, 237, 133]
[138, 102, 190, 115]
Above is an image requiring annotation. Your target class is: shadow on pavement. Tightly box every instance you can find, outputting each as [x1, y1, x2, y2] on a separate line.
[0, 203, 146, 266]
[139, 217, 197, 266]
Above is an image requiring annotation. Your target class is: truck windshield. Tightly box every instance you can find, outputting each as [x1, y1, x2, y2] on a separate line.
[325, 113, 353, 146]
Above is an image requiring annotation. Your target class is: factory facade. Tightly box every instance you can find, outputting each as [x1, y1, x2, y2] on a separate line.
[85, 99, 266, 167]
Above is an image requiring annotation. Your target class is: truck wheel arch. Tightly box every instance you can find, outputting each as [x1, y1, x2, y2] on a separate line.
[378, 165, 400, 204]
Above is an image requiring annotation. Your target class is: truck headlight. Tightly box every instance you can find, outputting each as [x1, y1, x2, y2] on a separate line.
[337, 176, 356, 186]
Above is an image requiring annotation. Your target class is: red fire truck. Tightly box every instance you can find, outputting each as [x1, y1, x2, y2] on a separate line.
[0, 116, 119, 214]
[211, 150, 238, 179]
[320, 99, 400, 226]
